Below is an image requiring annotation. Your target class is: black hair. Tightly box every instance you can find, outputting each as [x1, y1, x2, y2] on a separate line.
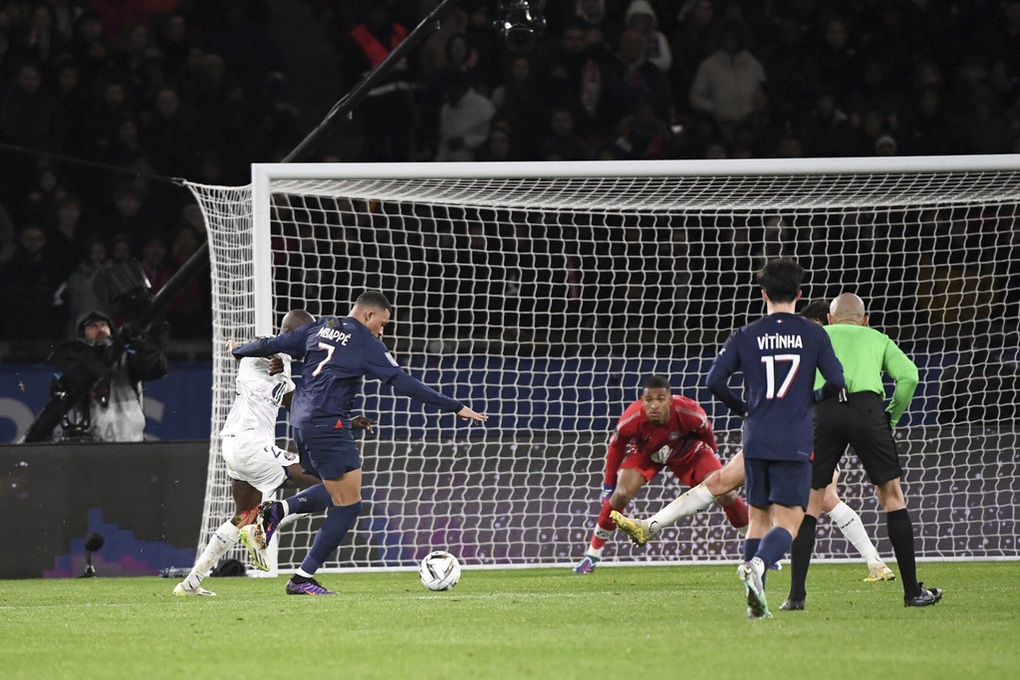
[754, 257, 804, 303]
[355, 290, 392, 312]
[799, 299, 829, 325]
[643, 375, 671, 391]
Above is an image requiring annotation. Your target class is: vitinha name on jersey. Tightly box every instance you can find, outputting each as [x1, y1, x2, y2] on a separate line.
[756, 334, 804, 350]
[317, 327, 352, 345]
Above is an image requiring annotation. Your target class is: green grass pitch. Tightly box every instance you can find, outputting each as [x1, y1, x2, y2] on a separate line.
[1, 562, 1017, 679]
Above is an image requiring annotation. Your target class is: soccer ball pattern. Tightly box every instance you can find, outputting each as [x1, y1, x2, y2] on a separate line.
[419, 550, 461, 591]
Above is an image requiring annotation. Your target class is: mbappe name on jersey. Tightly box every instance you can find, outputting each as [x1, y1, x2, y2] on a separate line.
[317, 326, 352, 345]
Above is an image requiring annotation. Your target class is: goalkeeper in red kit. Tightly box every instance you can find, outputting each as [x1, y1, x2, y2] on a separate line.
[573, 375, 749, 573]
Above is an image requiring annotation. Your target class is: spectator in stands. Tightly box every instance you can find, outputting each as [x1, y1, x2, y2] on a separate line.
[689, 19, 766, 143]
[139, 232, 172, 294]
[490, 54, 546, 160]
[434, 70, 495, 162]
[624, 0, 671, 73]
[600, 28, 672, 136]
[574, 0, 621, 53]
[668, 0, 716, 116]
[337, 2, 414, 161]
[140, 83, 196, 176]
[801, 90, 857, 157]
[153, 10, 192, 80]
[463, 0, 502, 94]
[475, 122, 515, 161]
[24, 163, 69, 226]
[612, 97, 671, 160]
[418, 3, 467, 81]
[850, 106, 896, 157]
[49, 193, 88, 274]
[49, 55, 89, 154]
[166, 223, 210, 338]
[542, 21, 604, 136]
[420, 31, 483, 158]
[61, 235, 110, 337]
[539, 106, 590, 161]
[875, 134, 898, 156]
[805, 14, 861, 105]
[21, 3, 68, 66]
[900, 87, 958, 155]
[0, 60, 55, 149]
[0, 223, 67, 340]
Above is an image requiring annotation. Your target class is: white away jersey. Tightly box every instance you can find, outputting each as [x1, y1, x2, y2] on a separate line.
[220, 355, 295, 439]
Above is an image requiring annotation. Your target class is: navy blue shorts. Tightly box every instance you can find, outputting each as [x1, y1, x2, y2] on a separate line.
[743, 457, 812, 510]
[294, 426, 361, 480]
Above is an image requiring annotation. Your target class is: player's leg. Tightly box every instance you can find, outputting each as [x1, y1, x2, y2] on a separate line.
[175, 478, 261, 596]
[245, 463, 333, 553]
[782, 486, 825, 610]
[689, 447, 749, 532]
[852, 397, 941, 607]
[285, 427, 362, 595]
[784, 399, 849, 610]
[821, 468, 893, 581]
[575, 468, 648, 573]
[874, 477, 941, 606]
[287, 469, 362, 595]
[740, 459, 810, 619]
[613, 451, 745, 545]
[231, 436, 331, 571]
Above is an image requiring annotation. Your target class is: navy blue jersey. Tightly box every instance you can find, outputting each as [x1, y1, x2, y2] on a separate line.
[232, 316, 462, 429]
[706, 312, 844, 462]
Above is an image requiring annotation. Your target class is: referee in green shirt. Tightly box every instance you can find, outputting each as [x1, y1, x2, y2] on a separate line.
[784, 293, 943, 609]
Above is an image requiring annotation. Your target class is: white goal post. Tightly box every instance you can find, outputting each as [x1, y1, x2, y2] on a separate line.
[187, 155, 1020, 573]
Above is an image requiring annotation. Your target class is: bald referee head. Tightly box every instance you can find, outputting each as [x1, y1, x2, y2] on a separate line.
[829, 293, 868, 326]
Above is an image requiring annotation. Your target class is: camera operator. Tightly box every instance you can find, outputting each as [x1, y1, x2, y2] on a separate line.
[45, 309, 169, 442]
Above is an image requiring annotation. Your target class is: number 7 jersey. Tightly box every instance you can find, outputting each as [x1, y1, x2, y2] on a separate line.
[706, 312, 844, 462]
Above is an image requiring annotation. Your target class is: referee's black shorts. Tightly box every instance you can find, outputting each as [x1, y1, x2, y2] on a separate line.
[812, 391, 902, 488]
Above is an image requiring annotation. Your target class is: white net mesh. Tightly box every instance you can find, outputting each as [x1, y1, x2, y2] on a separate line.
[189, 159, 1020, 571]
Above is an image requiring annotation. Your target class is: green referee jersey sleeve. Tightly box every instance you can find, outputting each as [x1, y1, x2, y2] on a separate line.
[813, 324, 920, 427]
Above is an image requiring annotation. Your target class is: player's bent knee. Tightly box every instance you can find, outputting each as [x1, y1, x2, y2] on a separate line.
[715, 490, 738, 506]
[232, 505, 260, 528]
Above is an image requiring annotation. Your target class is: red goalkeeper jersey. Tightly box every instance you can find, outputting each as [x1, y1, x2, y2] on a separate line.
[603, 395, 718, 486]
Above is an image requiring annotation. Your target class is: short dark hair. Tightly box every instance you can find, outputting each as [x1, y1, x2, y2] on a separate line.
[754, 257, 804, 303]
[644, 375, 671, 391]
[799, 299, 829, 325]
[355, 290, 392, 312]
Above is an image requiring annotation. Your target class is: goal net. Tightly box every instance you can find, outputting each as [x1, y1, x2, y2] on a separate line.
[187, 156, 1020, 573]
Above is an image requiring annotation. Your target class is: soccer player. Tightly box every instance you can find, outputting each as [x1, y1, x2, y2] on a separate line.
[781, 292, 942, 610]
[173, 309, 374, 596]
[613, 300, 896, 583]
[706, 257, 845, 619]
[573, 374, 749, 574]
[231, 290, 487, 595]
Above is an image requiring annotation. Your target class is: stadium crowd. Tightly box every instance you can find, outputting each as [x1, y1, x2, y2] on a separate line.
[1, 0, 1019, 356]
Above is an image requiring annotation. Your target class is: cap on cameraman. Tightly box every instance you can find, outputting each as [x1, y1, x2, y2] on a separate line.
[77, 310, 114, 338]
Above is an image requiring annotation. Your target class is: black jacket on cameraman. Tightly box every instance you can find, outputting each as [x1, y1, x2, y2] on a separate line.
[48, 310, 168, 442]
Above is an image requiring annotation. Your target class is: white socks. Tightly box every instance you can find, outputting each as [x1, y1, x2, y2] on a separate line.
[829, 501, 881, 565]
[182, 521, 240, 590]
[648, 483, 717, 536]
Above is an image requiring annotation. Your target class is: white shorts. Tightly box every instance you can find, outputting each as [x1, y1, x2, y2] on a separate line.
[221, 431, 298, 496]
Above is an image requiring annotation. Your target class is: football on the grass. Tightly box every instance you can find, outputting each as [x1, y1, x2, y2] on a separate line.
[418, 550, 461, 591]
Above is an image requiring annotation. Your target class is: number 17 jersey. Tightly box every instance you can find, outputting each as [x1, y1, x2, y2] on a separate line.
[707, 312, 844, 462]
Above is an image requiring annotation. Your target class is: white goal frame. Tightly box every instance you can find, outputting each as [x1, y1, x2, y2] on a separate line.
[188, 154, 1020, 574]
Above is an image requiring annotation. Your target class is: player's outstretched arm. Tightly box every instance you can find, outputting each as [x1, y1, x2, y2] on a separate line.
[456, 405, 487, 423]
